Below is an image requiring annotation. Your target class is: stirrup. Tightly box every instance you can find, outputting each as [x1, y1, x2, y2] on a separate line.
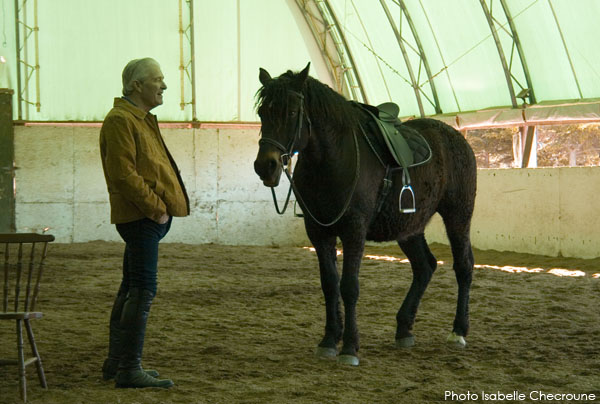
[399, 185, 416, 214]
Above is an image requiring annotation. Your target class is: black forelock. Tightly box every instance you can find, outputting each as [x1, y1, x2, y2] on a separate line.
[255, 71, 294, 112]
[255, 69, 359, 136]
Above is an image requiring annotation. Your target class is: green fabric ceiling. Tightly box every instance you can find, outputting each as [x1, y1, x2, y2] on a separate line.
[1, 0, 599, 127]
[297, 0, 600, 128]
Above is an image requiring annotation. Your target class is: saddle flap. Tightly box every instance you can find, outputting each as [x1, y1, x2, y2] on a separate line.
[356, 102, 431, 169]
[377, 102, 400, 123]
[378, 121, 414, 167]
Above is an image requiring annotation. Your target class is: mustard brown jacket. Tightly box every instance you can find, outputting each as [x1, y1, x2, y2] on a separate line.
[99, 98, 190, 224]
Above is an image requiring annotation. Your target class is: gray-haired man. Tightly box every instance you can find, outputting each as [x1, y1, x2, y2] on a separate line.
[99, 58, 189, 388]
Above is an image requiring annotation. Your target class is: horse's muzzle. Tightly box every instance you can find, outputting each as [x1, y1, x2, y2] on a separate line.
[254, 149, 283, 187]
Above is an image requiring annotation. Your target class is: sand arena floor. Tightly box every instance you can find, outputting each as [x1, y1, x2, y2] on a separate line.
[0, 241, 599, 404]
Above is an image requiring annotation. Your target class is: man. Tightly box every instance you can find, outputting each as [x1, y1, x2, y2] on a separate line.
[99, 58, 189, 389]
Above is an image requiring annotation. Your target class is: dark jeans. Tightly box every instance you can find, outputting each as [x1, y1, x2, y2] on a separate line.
[115, 217, 172, 296]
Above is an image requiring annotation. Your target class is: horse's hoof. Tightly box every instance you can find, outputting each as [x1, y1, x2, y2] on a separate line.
[395, 336, 415, 348]
[446, 332, 467, 348]
[315, 346, 337, 359]
[337, 355, 359, 366]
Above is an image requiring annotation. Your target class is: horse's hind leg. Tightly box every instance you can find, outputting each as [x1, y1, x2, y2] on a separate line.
[395, 233, 438, 348]
[309, 233, 343, 359]
[439, 209, 474, 348]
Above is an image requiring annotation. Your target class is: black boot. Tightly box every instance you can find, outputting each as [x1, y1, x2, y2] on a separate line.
[114, 288, 173, 389]
[102, 288, 159, 381]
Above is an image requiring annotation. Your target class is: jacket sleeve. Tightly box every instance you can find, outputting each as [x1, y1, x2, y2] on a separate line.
[100, 115, 167, 222]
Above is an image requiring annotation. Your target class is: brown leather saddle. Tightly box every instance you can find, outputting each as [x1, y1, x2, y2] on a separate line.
[358, 102, 432, 214]
[364, 102, 431, 169]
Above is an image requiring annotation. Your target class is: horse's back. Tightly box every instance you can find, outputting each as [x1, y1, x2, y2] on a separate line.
[404, 118, 474, 165]
[366, 118, 476, 242]
[403, 117, 477, 204]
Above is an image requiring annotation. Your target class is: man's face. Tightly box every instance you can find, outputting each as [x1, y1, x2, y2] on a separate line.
[136, 64, 167, 111]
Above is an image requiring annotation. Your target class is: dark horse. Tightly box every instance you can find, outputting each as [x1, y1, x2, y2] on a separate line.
[253, 63, 476, 366]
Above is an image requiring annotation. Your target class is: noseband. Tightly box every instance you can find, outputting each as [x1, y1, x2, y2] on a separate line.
[258, 90, 311, 168]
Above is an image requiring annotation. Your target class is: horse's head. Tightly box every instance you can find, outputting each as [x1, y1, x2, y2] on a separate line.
[253, 63, 311, 187]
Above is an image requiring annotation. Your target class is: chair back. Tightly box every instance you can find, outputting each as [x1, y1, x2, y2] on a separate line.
[0, 233, 55, 313]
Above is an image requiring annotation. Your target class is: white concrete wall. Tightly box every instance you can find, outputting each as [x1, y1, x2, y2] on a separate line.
[425, 168, 600, 259]
[14, 125, 309, 246]
[13, 125, 600, 258]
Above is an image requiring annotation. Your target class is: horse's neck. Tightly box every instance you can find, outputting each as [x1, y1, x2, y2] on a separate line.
[298, 126, 357, 185]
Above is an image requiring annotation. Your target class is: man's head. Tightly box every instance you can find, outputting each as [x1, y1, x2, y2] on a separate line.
[121, 58, 167, 112]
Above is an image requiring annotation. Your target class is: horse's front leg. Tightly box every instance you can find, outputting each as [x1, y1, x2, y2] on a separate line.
[310, 232, 343, 359]
[337, 234, 365, 366]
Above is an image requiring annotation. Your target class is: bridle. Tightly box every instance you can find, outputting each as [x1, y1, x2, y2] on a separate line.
[258, 90, 310, 168]
[258, 90, 310, 215]
[258, 90, 360, 227]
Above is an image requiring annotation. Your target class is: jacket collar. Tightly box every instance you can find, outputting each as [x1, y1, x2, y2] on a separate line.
[113, 97, 149, 120]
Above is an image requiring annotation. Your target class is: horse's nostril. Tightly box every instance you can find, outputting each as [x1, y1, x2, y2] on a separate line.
[254, 150, 282, 183]
[254, 160, 267, 178]
[254, 157, 276, 178]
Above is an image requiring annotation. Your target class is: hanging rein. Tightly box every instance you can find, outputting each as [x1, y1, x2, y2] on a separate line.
[258, 90, 361, 227]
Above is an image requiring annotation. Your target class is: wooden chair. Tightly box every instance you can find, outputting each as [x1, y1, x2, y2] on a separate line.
[0, 233, 55, 402]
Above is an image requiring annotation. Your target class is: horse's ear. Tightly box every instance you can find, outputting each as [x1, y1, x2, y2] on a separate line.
[292, 62, 311, 90]
[259, 68, 272, 85]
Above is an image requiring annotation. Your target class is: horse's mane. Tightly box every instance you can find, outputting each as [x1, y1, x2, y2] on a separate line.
[256, 70, 359, 136]
[304, 76, 359, 134]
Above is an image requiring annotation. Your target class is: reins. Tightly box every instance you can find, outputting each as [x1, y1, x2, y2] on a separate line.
[284, 131, 360, 227]
[261, 90, 360, 227]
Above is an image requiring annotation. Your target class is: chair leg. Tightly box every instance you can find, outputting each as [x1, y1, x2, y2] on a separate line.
[16, 319, 27, 402]
[25, 319, 47, 388]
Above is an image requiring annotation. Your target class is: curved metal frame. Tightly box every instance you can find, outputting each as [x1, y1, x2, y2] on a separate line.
[384, 0, 442, 115]
[479, 0, 538, 106]
[349, 0, 393, 101]
[380, 0, 424, 116]
[319, 0, 367, 102]
[296, 0, 443, 115]
[480, 0, 518, 108]
[297, 0, 540, 116]
[500, 0, 536, 104]
[547, 0, 582, 99]
[294, 0, 341, 90]
[480, 0, 540, 167]
[396, 0, 442, 114]
[294, 0, 367, 103]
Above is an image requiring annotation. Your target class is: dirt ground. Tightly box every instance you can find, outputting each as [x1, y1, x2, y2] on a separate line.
[0, 241, 599, 404]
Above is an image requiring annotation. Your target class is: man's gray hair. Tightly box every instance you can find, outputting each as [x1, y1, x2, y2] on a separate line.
[122, 58, 160, 96]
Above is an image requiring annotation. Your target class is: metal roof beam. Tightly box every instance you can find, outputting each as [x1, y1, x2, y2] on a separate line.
[499, 0, 536, 104]
[395, 0, 442, 114]
[479, 0, 518, 108]
[293, 0, 340, 89]
[319, 0, 367, 102]
[348, 0, 392, 101]
[178, 0, 196, 120]
[379, 0, 424, 116]
[547, 0, 583, 99]
[14, 0, 40, 120]
[294, 0, 367, 102]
